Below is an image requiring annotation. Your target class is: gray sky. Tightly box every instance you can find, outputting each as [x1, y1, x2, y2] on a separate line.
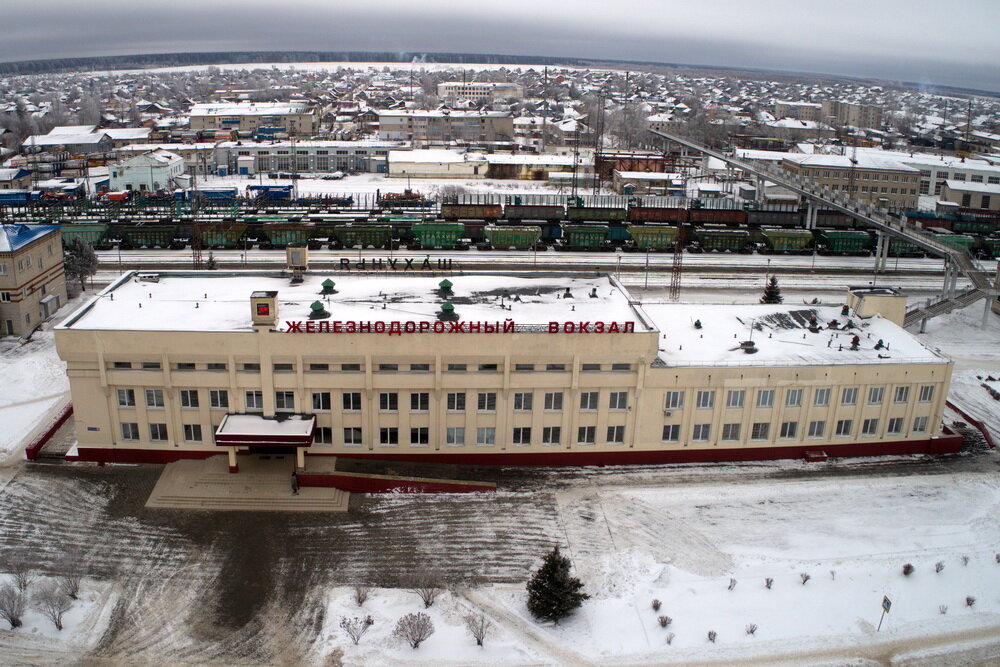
[4, 0, 999, 92]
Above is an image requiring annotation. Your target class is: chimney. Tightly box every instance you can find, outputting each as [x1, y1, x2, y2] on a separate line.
[251, 291, 278, 328]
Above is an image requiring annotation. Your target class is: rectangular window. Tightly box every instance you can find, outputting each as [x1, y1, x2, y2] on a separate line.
[662, 424, 680, 442]
[315, 427, 333, 445]
[117, 389, 136, 407]
[207, 363, 227, 371]
[785, 389, 803, 407]
[149, 423, 168, 441]
[478, 392, 497, 412]
[609, 391, 628, 410]
[379, 392, 398, 412]
[183, 424, 202, 442]
[308, 363, 329, 372]
[176, 363, 195, 371]
[726, 390, 745, 409]
[751, 422, 770, 440]
[275, 391, 295, 411]
[0, 292, 9, 303]
[180, 389, 199, 408]
[918, 386, 934, 403]
[379, 427, 398, 446]
[893, 386, 910, 403]
[836, 419, 853, 436]
[120, 422, 139, 440]
[611, 363, 631, 372]
[546, 363, 566, 372]
[544, 392, 563, 411]
[814, 388, 831, 407]
[868, 386, 884, 405]
[842, 387, 858, 405]
[447, 392, 466, 412]
[542, 426, 561, 445]
[341, 363, 361, 372]
[113, 361, 132, 369]
[862, 418, 879, 436]
[478, 363, 498, 372]
[446, 427, 465, 446]
[757, 389, 774, 408]
[410, 392, 429, 412]
[409, 363, 430, 372]
[722, 423, 741, 441]
[692, 423, 711, 441]
[513, 392, 533, 411]
[913, 416, 929, 433]
[780, 421, 798, 439]
[242, 363, 260, 372]
[145, 389, 164, 408]
[410, 427, 429, 446]
[579, 392, 598, 411]
[696, 391, 715, 409]
[343, 392, 362, 411]
[514, 363, 534, 372]
[246, 390, 263, 411]
[887, 417, 904, 434]
[806, 420, 824, 438]
[447, 363, 467, 372]
[607, 425, 625, 444]
[312, 392, 331, 411]
[343, 427, 362, 446]
[581, 363, 601, 372]
[577, 426, 596, 445]
[377, 363, 398, 372]
[476, 427, 496, 446]
[665, 391, 684, 410]
[141, 362, 161, 370]
[512, 427, 531, 446]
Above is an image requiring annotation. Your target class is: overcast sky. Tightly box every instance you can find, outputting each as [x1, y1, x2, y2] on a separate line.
[4, 1, 999, 92]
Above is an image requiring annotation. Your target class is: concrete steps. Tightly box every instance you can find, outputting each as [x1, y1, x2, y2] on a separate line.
[147, 488, 348, 512]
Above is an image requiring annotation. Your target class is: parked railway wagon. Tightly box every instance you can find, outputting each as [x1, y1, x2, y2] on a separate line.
[441, 203, 501, 221]
[691, 227, 753, 253]
[815, 211, 860, 229]
[626, 224, 680, 251]
[410, 222, 466, 250]
[119, 224, 181, 249]
[758, 228, 814, 254]
[688, 208, 748, 225]
[977, 236, 1000, 259]
[746, 209, 804, 228]
[58, 223, 110, 250]
[482, 225, 542, 250]
[952, 218, 997, 235]
[817, 230, 873, 256]
[561, 224, 610, 251]
[331, 225, 393, 250]
[566, 206, 628, 223]
[627, 206, 688, 223]
[927, 228, 977, 252]
[198, 224, 248, 249]
[258, 223, 315, 249]
[503, 204, 564, 222]
[888, 237, 924, 257]
[248, 185, 293, 201]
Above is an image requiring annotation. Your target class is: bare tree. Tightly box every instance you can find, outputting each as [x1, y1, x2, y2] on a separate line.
[394, 612, 434, 649]
[34, 582, 73, 631]
[0, 585, 26, 629]
[339, 615, 374, 645]
[464, 611, 492, 647]
[409, 577, 442, 609]
[353, 585, 370, 607]
[12, 563, 37, 593]
[60, 572, 83, 600]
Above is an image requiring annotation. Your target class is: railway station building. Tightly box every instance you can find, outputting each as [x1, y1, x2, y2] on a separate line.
[54, 269, 959, 471]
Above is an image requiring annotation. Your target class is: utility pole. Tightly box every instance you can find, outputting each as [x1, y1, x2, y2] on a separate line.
[541, 67, 549, 154]
[592, 91, 605, 195]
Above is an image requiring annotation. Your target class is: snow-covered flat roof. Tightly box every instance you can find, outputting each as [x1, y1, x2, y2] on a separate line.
[643, 303, 947, 367]
[189, 102, 311, 116]
[217, 413, 314, 437]
[942, 179, 1000, 195]
[60, 272, 649, 333]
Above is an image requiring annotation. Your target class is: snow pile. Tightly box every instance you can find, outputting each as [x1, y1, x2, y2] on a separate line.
[0, 332, 68, 460]
[0, 577, 116, 652]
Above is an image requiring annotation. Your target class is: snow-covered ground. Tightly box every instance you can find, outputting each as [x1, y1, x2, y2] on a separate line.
[0, 333, 68, 462]
[0, 576, 117, 654]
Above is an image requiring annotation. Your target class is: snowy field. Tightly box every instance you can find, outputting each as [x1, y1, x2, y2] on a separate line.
[0, 333, 68, 462]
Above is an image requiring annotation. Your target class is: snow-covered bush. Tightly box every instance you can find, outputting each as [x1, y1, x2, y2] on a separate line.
[353, 585, 370, 607]
[939, 605, 948, 615]
[658, 615, 672, 628]
[0, 585, 26, 629]
[962, 555, 970, 566]
[394, 612, 434, 649]
[707, 630, 717, 643]
[966, 596, 976, 607]
[745, 623, 757, 636]
[651, 598, 661, 612]
[830, 570, 836, 580]
[12, 564, 36, 594]
[665, 632, 675, 645]
[409, 578, 442, 609]
[800, 573, 811, 585]
[902, 563, 914, 576]
[935, 561, 945, 573]
[340, 615, 374, 645]
[728, 578, 736, 591]
[33, 582, 72, 631]
[464, 611, 492, 647]
[764, 577, 773, 589]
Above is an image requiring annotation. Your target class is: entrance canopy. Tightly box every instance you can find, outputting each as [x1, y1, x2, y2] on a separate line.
[215, 413, 315, 448]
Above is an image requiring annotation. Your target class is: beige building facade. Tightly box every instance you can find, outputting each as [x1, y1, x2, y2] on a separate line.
[782, 156, 920, 210]
[55, 271, 958, 472]
[1, 225, 67, 337]
[188, 102, 316, 135]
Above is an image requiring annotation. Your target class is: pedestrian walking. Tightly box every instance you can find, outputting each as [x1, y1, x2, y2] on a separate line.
[291, 470, 299, 495]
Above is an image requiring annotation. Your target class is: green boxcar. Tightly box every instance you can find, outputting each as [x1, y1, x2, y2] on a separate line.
[819, 230, 872, 255]
[952, 219, 996, 235]
[198, 224, 248, 249]
[333, 225, 393, 249]
[760, 228, 813, 254]
[566, 207, 628, 222]
[260, 224, 312, 248]
[977, 237, 1000, 259]
[411, 222, 465, 249]
[888, 237, 924, 257]
[695, 228, 751, 253]
[932, 233, 976, 251]
[484, 225, 541, 250]
[121, 225, 179, 249]
[59, 223, 109, 250]
[562, 224, 610, 250]
[627, 224, 680, 251]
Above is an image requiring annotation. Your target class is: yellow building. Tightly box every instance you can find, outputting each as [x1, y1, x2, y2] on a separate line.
[1, 224, 67, 337]
[54, 271, 959, 472]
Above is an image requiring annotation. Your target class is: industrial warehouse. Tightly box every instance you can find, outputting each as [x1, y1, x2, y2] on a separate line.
[54, 261, 959, 474]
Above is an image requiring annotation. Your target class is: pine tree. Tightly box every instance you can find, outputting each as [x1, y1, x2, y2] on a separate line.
[526, 546, 589, 623]
[206, 251, 218, 270]
[64, 237, 99, 291]
[760, 276, 783, 304]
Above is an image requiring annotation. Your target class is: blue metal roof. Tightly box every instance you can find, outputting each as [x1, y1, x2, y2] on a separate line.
[0, 224, 60, 253]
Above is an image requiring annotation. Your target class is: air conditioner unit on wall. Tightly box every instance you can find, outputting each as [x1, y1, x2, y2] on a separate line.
[663, 410, 672, 417]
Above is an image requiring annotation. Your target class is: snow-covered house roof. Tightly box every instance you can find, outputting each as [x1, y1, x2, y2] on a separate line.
[0, 224, 60, 253]
[47, 124, 97, 136]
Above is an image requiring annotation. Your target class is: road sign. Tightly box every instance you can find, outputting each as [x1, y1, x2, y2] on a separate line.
[882, 596, 892, 613]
